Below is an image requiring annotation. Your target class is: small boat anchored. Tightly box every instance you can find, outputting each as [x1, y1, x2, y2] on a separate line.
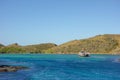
[78, 48, 90, 57]
[78, 52, 90, 57]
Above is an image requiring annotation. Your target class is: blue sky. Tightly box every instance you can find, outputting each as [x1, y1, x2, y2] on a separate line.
[0, 0, 120, 45]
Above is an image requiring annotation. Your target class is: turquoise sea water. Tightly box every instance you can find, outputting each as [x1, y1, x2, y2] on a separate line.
[0, 54, 120, 80]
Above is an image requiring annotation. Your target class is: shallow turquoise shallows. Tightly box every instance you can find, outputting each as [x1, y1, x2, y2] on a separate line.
[0, 54, 120, 80]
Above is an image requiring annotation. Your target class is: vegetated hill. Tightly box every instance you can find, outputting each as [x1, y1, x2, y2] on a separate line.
[0, 43, 57, 53]
[0, 43, 25, 53]
[23, 43, 57, 53]
[45, 34, 120, 54]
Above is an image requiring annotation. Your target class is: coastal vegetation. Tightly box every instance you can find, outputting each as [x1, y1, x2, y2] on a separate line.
[0, 43, 57, 53]
[0, 34, 120, 54]
[45, 34, 119, 54]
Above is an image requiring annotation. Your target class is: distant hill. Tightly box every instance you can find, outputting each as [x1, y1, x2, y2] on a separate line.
[45, 34, 120, 54]
[0, 34, 120, 54]
[0, 43, 24, 53]
[0, 43, 57, 53]
[23, 43, 57, 53]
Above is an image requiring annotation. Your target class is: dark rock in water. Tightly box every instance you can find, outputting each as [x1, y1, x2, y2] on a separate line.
[0, 65, 28, 72]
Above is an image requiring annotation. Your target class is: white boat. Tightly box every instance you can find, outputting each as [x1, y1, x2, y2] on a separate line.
[78, 52, 90, 57]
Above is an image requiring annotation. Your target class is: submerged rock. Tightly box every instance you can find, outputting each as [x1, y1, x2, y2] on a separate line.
[0, 65, 28, 72]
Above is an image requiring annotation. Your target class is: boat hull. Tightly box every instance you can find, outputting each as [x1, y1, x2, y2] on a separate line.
[78, 52, 90, 57]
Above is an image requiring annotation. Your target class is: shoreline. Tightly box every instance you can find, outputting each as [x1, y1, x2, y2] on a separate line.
[0, 53, 120, 55]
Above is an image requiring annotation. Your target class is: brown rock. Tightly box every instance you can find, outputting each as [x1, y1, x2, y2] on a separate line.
[0, 65, 28, 72]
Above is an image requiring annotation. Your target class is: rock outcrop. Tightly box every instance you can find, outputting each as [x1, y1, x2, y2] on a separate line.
[0, 65, 28, 72]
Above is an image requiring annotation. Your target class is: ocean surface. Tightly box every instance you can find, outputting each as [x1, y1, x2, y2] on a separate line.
[0, 54, 120, 80]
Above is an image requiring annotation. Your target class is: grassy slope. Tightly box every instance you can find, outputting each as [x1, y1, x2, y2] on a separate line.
[0, 34, 120, 54]
[23, 43, 57, 53]
[0, 43, 57, 53]
[45, 34, 120, 54]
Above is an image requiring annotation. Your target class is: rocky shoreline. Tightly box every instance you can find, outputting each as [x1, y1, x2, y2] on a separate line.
[0, 65, 28, 72]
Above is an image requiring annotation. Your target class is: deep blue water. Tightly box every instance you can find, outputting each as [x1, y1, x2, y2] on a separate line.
[0, 54, 120, 80]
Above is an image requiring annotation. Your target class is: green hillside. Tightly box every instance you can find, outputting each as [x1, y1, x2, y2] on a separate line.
[23, 43, 57, 53]
[0, 43, 25, 53]
[45, 34, 120, 54]
[0, 43, 57, 53]
[0, 34, 120, 54]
